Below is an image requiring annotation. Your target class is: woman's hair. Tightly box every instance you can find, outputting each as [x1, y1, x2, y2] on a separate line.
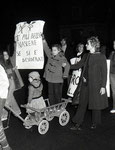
[60, 37, 67, 42]
[87, 36, 100, 52]
[2, 50, 12, 67]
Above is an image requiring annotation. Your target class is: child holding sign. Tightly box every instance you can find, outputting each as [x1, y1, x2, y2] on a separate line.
[42, 37, 70, 105]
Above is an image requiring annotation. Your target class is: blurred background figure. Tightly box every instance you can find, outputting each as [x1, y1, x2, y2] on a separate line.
[109, 40, 115, 113]
[60, 37, 75, 63]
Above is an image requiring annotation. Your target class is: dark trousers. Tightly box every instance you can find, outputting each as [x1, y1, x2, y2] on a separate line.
[48, 82, 63, 105]
[92, 110, 101, 125]
[72, 85, 102, 125]
[72, 85, 88, 125]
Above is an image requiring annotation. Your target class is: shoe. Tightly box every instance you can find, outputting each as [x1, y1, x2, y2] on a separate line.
[70, 123, 82, 131]
[91, 124, 96, 129]
[110, 109, 115, 113]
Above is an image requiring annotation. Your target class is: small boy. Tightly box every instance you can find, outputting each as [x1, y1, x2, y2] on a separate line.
[25, 71, 46, 123]
[42, 38, 70, 105]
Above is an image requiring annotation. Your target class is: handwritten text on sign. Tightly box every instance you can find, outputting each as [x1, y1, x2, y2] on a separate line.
[67, 59, 110, 97]
[14, 20, 45, 69]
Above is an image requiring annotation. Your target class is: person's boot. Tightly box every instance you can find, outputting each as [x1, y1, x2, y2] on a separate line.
[90, 123, 97, 129]
[70, 123, 82, 131]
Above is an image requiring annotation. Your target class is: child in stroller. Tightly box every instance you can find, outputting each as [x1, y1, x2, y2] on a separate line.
[25, 71, 46, 127]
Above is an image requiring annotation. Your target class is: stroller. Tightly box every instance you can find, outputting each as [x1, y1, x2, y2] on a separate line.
[5, 98, 71, 135]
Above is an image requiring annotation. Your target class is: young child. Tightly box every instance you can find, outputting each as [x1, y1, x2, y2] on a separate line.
[25, 71, 46, 123]
[42, 38, 70, 105]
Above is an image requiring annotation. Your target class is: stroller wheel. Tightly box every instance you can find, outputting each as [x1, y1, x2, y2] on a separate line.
[38, 120, 49, 134]
[59, 110, 70, 126]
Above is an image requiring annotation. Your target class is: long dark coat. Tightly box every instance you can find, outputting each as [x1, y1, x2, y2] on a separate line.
[88, 53, 108, 110]
[71, 52, 108, 110]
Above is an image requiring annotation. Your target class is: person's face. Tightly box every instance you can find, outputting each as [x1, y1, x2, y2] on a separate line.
[3, 51, 9, 60]
[52, 47, 59, 56]
[78, 44, 84, 53]
[61, 39, 66, 46]
[113, 41, 115, 50]
[86, 40, 95, 53]
[28, 76, 41, 87]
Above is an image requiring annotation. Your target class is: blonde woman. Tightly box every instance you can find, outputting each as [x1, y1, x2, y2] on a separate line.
[70, 36, 108, 130]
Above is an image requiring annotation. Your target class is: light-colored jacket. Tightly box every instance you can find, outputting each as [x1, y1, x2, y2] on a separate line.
[0, 65, 9, 99]
[43, 41, 70, 83]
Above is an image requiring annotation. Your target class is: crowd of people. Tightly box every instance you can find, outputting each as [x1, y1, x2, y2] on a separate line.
[0, 34, 115, 149]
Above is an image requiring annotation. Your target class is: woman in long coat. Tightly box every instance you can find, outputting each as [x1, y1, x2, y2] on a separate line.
[70, 36, 108, 131]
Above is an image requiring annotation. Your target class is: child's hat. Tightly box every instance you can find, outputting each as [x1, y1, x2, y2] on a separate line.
[29, 71, 40, 80]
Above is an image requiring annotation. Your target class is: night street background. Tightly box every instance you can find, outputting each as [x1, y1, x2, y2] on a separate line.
[0, 0, 115, 150]
[0, 0, 115, 48]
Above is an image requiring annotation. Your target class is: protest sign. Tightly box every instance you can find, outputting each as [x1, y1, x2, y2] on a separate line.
[67, 57, 82, 97]
[67, 59, 110, 98]
[14, 20, 45, 69]
[106, 59, 110, 97]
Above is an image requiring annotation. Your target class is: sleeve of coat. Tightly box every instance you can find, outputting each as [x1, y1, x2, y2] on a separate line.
[70, 53, 88, 70]
[62, 57, 70, 77]
[42, 39, 51, 58]
[0, 65, 9, 99]
[10, 43, 24, 88]
[28, 85, 34, 103]
[10, 42, 16, 67]
[101, 55, 107, 87]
